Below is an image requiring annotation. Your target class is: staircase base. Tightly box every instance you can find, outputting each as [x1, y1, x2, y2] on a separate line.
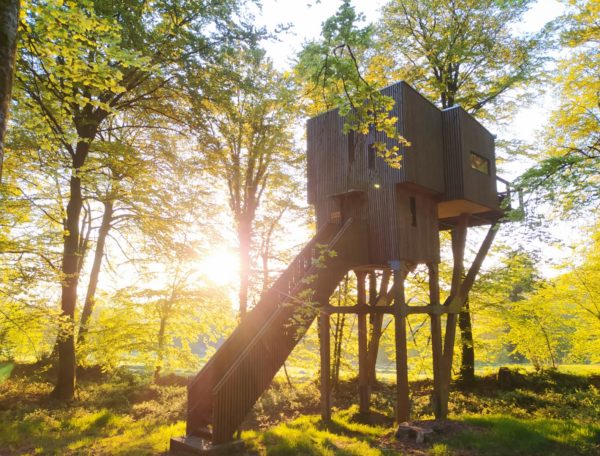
[170, 436, 244, 455]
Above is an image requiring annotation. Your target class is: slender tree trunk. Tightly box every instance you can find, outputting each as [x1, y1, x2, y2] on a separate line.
[238, 218, 252, 318]
[366, 272, 381, 385]
[458, 298, 475, 382]
[77, 200, 114, 345]
[0, 0, 20, 181]
[154, 315, 167, 382]
[332, 312, 345, 390]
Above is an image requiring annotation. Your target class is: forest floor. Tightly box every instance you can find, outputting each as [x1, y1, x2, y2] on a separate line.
[0, 363, 599, 455]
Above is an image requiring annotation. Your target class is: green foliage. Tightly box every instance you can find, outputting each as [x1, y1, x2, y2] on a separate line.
[295, 0, 407, 168]
[518, 0, 599, 216]
[378, 0, 545, 118]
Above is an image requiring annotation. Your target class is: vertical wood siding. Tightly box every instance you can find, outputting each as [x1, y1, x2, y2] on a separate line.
[441, 107, 464, 201]
[307, 81, 498, 265]
[441, 106, 499, 210]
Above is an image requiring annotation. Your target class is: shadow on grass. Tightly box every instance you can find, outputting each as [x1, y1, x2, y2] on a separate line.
[442, 415, 600, 456]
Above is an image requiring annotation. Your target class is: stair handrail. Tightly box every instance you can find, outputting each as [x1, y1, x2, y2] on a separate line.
[209, 219, 355, 443]
[187, 222, 339, 392]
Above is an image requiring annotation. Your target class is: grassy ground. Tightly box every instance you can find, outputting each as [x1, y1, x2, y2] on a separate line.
[0, 364, 598, 455]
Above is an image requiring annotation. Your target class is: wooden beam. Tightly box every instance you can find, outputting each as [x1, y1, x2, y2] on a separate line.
[319, 310, 331, 421]
[321, 304, 395, 314]
[392, 262, 410, 423]
[356, 271, 369, 413]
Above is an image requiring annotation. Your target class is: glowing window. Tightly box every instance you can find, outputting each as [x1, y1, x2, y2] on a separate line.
[409, 197, 417, 227]
[470, 151, 490, 175]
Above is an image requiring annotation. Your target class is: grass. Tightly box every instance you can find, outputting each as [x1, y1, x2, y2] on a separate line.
[0, 363, 598, 455]
[0, 367, 187, 455]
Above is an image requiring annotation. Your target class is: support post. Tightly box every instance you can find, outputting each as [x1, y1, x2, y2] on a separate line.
[356, 271, 369, 414]
[392, 261, 410, 423]
[428, 262, 443, 419]
[319, 310, 331, 421]
[439, 214, 468, 419]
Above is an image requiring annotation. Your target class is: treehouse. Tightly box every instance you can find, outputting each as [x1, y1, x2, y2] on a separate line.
[171, 81, 513, 454]
[307, 81, 505, 265]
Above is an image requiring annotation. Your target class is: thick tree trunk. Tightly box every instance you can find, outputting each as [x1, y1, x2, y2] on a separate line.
[238, 218, 252, 318]
[0, 0, 20, 181]
[53, 147, 89, 399]
[77, 200, 114, 346]
[52, 138, 93, 400]
[458, 298, 475, 382]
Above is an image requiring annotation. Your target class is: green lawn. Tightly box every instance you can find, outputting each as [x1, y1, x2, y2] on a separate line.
[0, 364, 598, 455]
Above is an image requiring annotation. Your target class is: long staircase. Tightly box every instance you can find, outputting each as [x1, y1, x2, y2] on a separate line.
[183, 218, 367, 445]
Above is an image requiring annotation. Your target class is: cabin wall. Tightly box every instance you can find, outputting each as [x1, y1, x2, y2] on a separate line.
[441, 106, 499, 212]
[458, 109, 498, 210]
[307, 110, 348, 205]
[399, 84, 445, 194]
[397, 187, 440, 263]
[366, 185, 399, 265]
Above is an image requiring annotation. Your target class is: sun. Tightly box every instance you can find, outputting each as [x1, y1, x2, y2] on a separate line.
[197, 248, 239, 287]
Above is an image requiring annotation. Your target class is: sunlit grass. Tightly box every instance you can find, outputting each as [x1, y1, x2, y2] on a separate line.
[244, 406, 390, 455]
[444, 415, 600, 456]
[1, 367, 599, 455]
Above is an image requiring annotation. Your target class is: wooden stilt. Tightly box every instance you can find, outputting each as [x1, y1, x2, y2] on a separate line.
[392, 262, 410, 423]
[439, 219, 500, 418]
[439, 214, 468, 419]
[356, 271, 369, 414]
[319, 310, 331, 421]
[428, 262, 443, 419]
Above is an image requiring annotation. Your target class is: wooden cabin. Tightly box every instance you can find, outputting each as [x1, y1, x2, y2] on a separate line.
[307, 81, 503, 266]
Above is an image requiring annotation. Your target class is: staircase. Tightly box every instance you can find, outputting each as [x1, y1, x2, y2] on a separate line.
[183, 218, 367, 445]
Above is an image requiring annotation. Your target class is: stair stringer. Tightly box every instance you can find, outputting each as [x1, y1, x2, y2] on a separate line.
[210, 218, 368, 444]
[185, 222, 352, 435]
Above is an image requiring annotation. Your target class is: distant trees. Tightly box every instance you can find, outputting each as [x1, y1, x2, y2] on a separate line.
[519, 0, 599, 215]
[378, 0, 544, 117]
[11, 0, 260, 399]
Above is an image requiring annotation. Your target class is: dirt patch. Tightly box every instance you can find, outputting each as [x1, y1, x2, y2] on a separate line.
[378, 419, 483, 455]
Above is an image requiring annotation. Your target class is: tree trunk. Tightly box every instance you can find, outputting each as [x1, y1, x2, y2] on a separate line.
[154, 315, 167, 382]
[458, 298, 475, 382]
[53, 143, 91, 399]
[0, 0, 20, 181]
[366, 272, 386, 386]
[332, 312, 345, 390]
[331, 278, 348, 390]
[77, 200, 114, 346]
[238, 218, 252, 318]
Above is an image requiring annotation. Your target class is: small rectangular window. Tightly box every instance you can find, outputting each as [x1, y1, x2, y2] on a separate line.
[409, 197, 417, 227]
[368, 143, 376, 170]
[347, 131, 355, 164]
[470, 151, 490, 175]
